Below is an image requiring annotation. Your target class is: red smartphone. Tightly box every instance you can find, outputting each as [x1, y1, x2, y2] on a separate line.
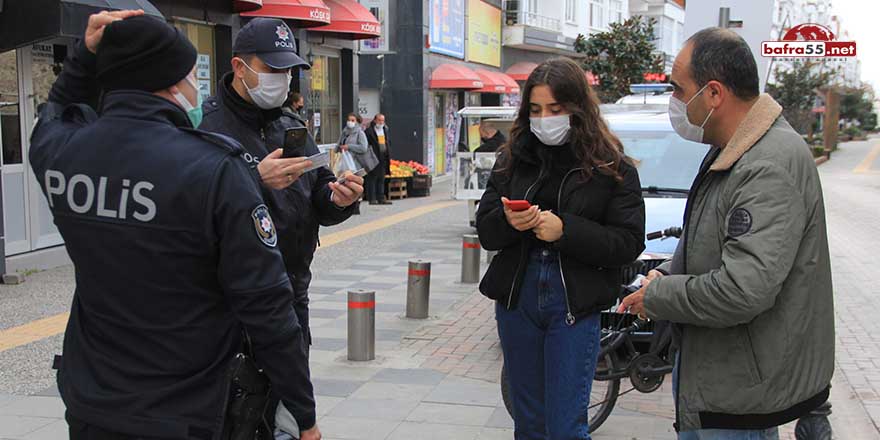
[504, 199, 532, 212]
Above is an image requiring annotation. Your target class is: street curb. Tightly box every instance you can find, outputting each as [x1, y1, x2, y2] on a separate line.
[815, 156, 829, 166]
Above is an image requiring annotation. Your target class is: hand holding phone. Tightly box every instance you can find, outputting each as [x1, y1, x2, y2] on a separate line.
[282, 127, 309, 158]
[503, 199, 532, 212]
[501, 197, 540, 232]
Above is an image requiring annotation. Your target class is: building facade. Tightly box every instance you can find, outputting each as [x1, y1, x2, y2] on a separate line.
[628, 0, 686, 73]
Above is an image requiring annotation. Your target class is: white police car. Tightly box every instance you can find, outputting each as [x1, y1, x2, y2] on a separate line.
[601, 102, 709, 271]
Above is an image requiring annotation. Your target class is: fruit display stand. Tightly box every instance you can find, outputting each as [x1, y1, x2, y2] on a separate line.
[387, 160, 430, 198]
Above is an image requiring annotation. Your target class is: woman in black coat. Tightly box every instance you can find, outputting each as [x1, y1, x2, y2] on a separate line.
[364, 113, 392, 205]
[476, 58, 645, 439]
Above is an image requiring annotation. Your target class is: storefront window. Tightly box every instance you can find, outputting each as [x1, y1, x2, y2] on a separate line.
[309, 55, 341, 145]
[0, 50, 21, 165]
[172, 20, 216, 100]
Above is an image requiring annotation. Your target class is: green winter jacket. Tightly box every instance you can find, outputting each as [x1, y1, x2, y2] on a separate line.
[644, 94, 834, 432]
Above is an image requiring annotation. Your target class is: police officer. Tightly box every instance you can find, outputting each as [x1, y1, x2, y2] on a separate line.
[29, 11, 321, 440]
[201, 18, 362, 352]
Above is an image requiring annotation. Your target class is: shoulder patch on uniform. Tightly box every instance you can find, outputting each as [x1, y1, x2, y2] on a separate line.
[727, 208, 752, 238]
[180, 128, 243, 155]
[252, 204, 277, 247]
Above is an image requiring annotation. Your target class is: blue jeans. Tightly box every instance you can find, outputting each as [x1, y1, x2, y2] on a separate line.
[673, 355, 779, 440]
[497, 249, 601, 440]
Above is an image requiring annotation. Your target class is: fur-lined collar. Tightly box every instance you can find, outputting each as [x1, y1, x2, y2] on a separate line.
[710, 93, 783, 171]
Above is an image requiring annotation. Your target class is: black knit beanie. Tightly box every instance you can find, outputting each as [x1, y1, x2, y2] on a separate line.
[96, 15, 197, 92]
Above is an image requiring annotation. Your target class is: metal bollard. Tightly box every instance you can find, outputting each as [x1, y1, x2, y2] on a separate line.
[461, 234, 481, 283]
[486, 250, 498, 265]
[347, 290, 375, 361]
[406, 260, 432, 319]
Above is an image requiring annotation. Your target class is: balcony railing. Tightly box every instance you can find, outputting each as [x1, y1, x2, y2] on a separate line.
[502, 1, 562, 33]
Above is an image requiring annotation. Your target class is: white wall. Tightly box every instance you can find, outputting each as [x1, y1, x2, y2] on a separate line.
[684, 0, 775, 92]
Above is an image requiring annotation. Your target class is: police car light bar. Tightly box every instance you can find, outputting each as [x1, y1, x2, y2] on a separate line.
[629, 83, 673, 95]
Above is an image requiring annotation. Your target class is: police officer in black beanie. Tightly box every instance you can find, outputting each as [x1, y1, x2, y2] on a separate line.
[29, 10, 320, 440]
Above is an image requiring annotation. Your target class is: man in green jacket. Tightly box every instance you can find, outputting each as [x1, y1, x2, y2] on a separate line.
[620, 28, 834, 439]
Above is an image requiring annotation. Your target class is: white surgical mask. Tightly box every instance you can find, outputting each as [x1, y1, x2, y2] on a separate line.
[347, 121, 358, 129]
[529, 114, 571, 146]
[375, 124, 385, 130]
[241, 61, 291, 110]
[669, 84, 714, 144]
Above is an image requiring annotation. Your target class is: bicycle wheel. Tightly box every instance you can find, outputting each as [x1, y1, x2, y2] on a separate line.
[500, 359, 621, 434]
[589, 354, 620, 433]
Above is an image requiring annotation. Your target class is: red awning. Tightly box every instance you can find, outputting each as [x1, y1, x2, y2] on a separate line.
[474, 70, 508, 94]
[430, 64, 483, 90]
[241, 0, 331, 28]
[310, 0, 381, 40]
[234, 0, 263, 12]
[505, 61, 538, 81]
[498, 73, 520, 94]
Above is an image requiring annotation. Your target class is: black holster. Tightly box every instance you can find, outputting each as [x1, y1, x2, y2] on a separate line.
[223, 353, 273, 440]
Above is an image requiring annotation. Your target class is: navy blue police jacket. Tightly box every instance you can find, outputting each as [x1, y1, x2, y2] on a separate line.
[200, 73, 354, 341]
[28, 42, 316, 439]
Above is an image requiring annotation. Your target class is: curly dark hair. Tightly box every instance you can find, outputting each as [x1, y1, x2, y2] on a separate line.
[501, 57, 626, 182]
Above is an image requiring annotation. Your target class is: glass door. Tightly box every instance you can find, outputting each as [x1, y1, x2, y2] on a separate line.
[1, 47, 29, 255]
[0, 39, 71, 256]
[24, 39, 70, 251]
[309, 53, 341, 145]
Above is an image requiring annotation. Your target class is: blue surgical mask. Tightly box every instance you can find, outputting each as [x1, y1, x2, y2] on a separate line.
[172, 75, 203, 128]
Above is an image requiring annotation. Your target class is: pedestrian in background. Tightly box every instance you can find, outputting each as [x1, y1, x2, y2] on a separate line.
[339, 113, 375, 171]
[475, 121, 506, 153]
[286, 91, 307, 124]
[476, 57, 645, 439]
[620, 28, 834, 440]
[364, 113, 393, 205]
[29, 11, 320, 439]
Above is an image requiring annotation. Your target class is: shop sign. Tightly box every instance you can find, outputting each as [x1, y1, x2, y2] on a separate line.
[311, 57, 326, 91]
[429, 0, 465, 59]
[32, 43, 54, 64]
[466, 0, 501, 67]
[196, 54, 211, 80]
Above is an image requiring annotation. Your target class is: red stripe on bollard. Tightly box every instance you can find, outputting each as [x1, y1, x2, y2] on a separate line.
[408, 269, 430, 277]
[348, 300, 376, 309]
[463, 242, 480, 249]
